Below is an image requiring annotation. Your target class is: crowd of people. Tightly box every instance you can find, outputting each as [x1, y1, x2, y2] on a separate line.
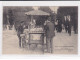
[55, 16, 75, 36]
[55, 20, 72, 36]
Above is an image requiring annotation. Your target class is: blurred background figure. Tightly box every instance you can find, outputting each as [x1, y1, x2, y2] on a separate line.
[8, 9, 14, 30]
[64, 16, 68, 33]
[57, 20, 62, 33]
[17, 21, 25, 47]
[55, 20, 58, 32]
[67, 15, 71, 36]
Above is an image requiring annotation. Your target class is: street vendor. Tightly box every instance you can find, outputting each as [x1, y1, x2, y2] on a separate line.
[17, 21, 25, 48]
[29, 19, 36, 29]
[44, 17, 55, 53]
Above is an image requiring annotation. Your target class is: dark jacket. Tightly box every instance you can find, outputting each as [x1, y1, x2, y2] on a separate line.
[44, 22, 55, 38]
[17, 25, 24, 37]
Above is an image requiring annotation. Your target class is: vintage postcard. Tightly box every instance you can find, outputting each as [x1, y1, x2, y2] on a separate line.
[2, 6, 78, 54]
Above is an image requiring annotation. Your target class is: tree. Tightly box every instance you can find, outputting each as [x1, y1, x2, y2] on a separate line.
[57, 6, 78, 33]
[3, 7, 8, 25]
[3, 6, 34, 30]
[11, 7, 34, 26]
[38, 6, 55, 24]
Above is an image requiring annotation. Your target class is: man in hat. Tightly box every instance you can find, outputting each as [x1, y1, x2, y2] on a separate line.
[44, 17, 55, 53]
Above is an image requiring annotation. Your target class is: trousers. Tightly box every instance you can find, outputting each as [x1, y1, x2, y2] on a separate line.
[17, 34, 21, 47]
[46, 37, 54, 53]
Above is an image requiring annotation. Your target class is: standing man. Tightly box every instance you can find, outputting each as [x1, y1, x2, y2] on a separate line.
[64, 16, 68, 33]
[44, 17, 55, 53]
[68, 21, 71, 36]
[8, 9, 14, 30]
[17, 21, 25, 48]
[57, 20, 62, 32]
[64, 19, 68, 33]
[67, 15, 72, 36]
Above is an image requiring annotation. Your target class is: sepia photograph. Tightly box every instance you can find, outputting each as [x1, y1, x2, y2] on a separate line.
[2, 6, 78, 54]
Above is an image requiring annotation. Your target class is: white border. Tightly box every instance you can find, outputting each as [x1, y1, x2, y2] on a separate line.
[0, 1, 2, 56]
[0, 1, 80, 59]
[2, 1, 80, 6]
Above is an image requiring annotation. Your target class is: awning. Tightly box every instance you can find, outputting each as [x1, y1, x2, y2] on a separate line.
[25, 10, 50, 16]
